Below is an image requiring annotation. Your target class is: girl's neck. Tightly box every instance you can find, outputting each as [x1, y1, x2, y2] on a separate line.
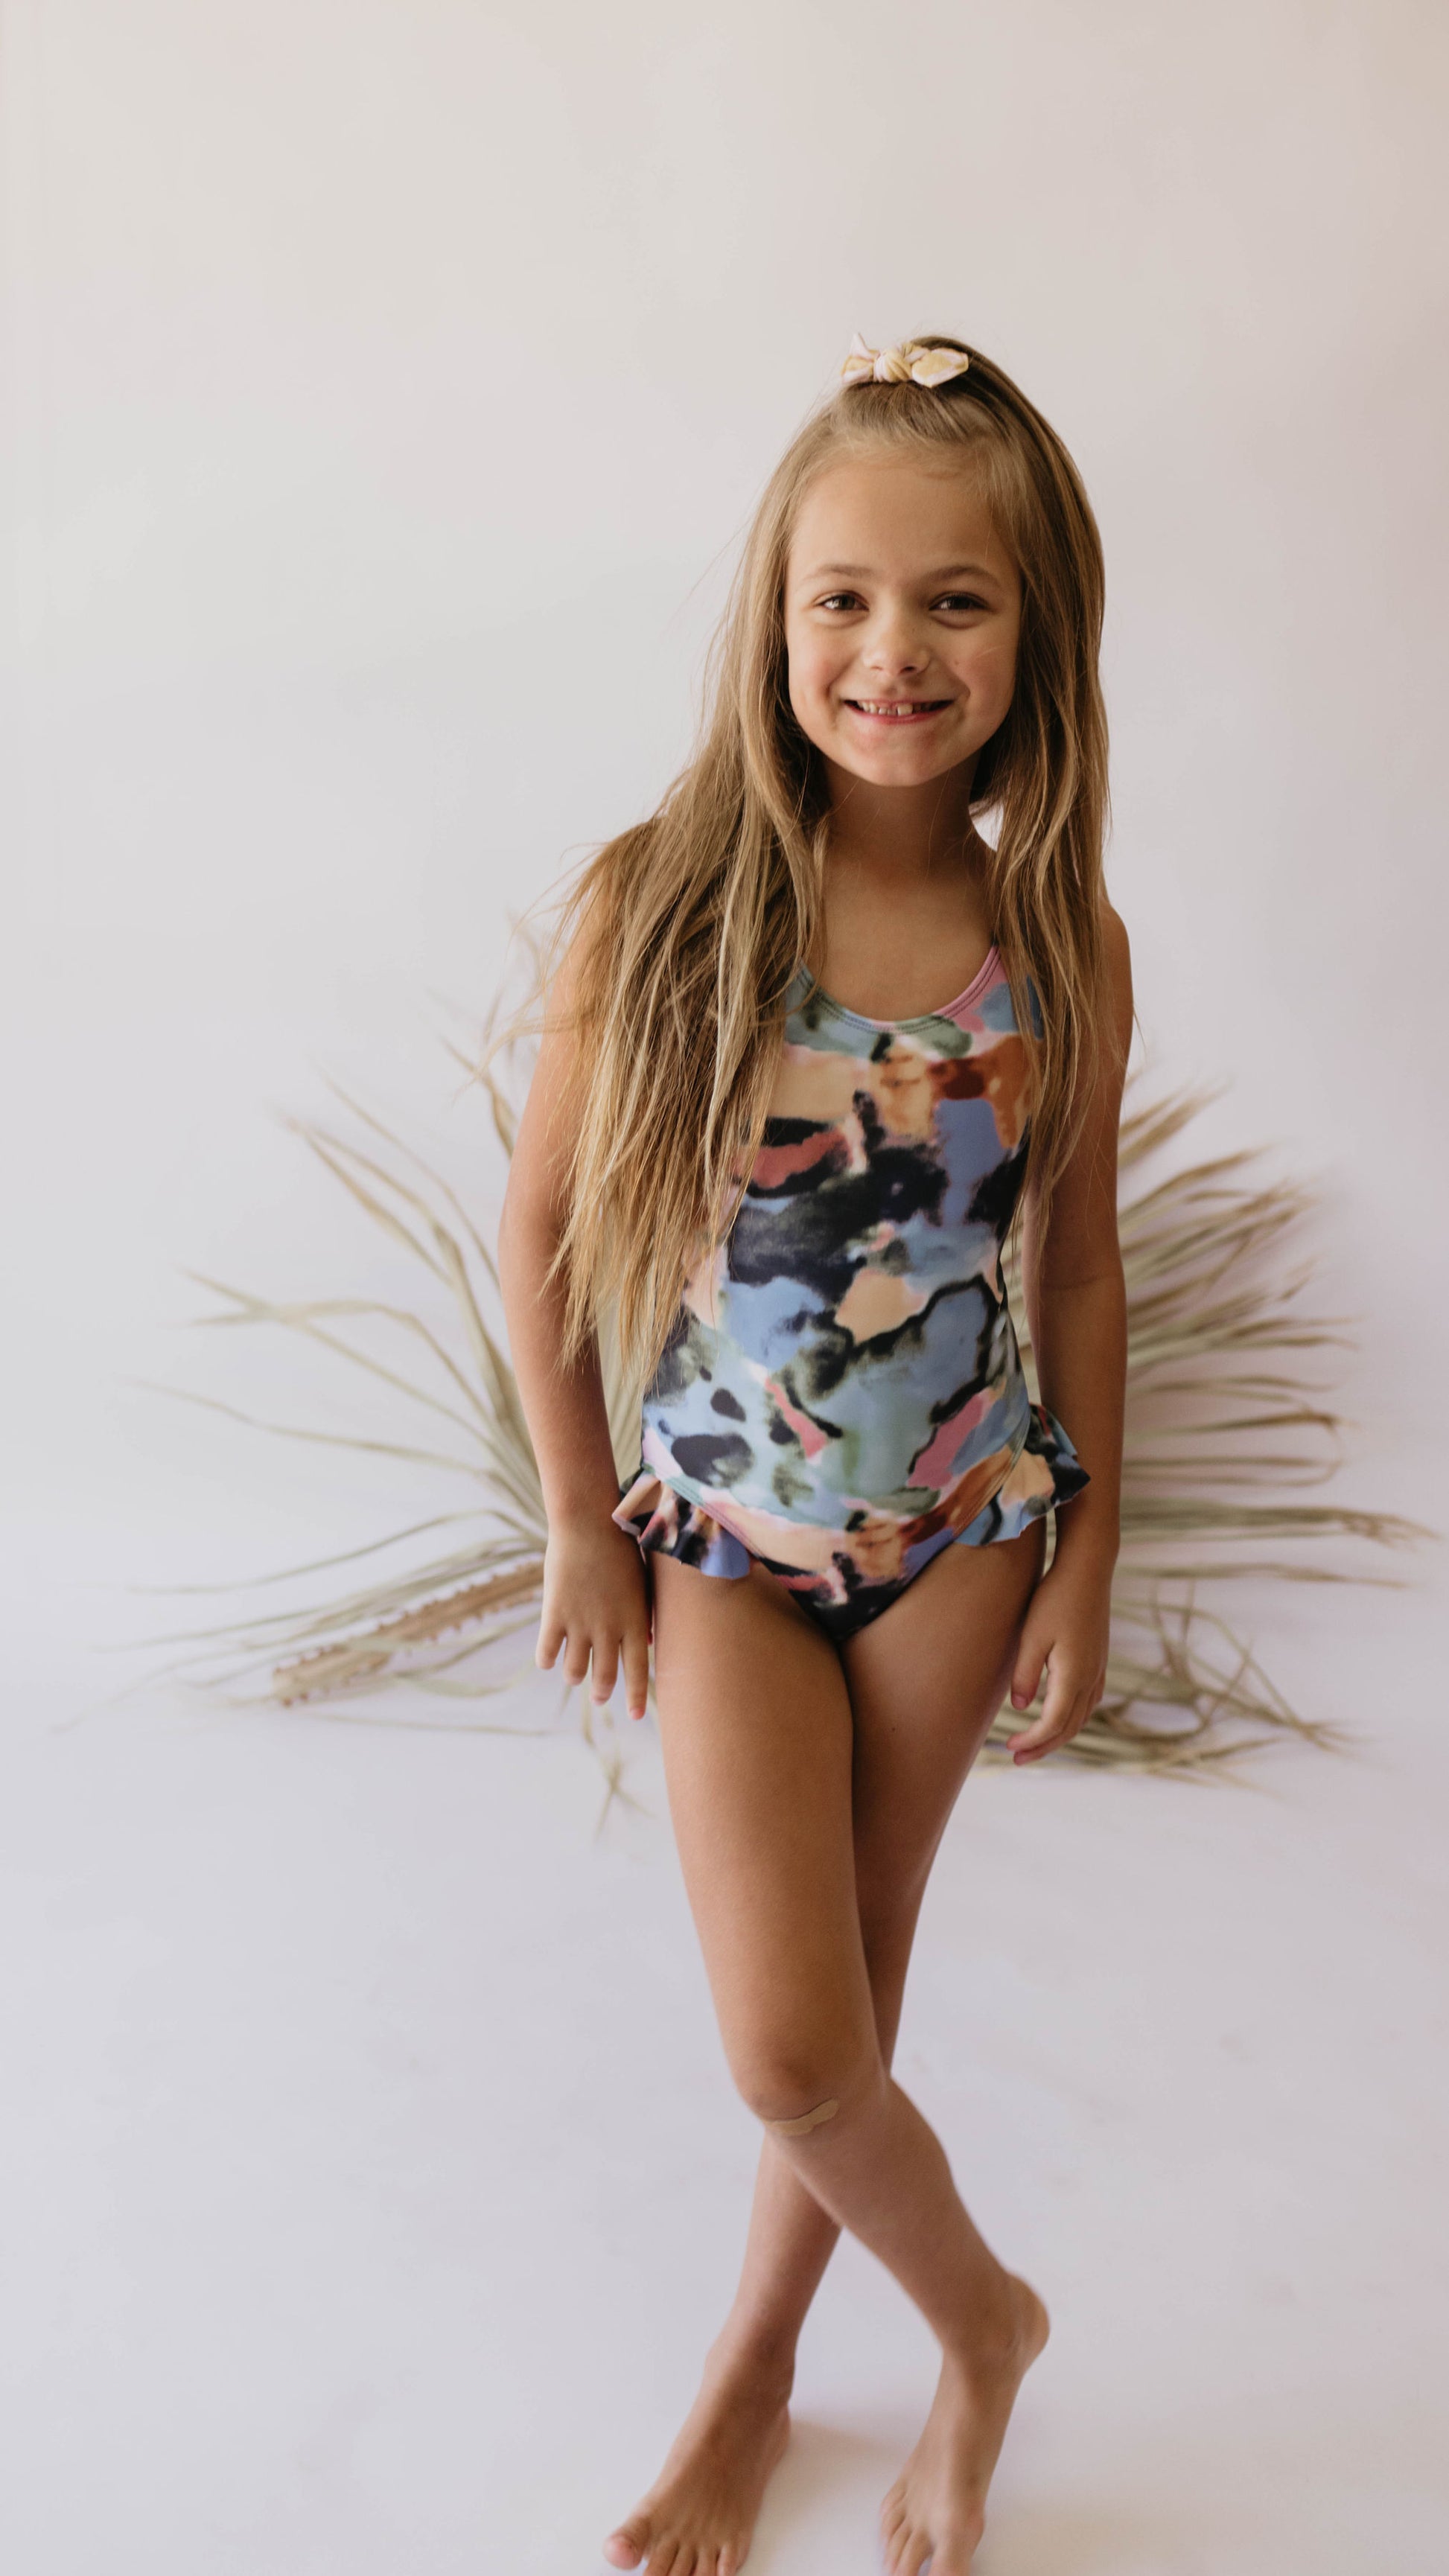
[821, 761, 980, 886]
[813, 762, 996, 1019]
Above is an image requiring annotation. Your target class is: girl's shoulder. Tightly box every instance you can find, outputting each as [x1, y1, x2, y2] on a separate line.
[1100, 899, 1131, 967]
[1099, 902, 1134, 1049]
[537, 863, 625, 1025]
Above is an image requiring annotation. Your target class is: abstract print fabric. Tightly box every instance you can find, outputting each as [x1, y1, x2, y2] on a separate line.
[614, 946, 1087, 1639]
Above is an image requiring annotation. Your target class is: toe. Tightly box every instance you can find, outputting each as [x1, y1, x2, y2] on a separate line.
[602, 2516, 649, 2571]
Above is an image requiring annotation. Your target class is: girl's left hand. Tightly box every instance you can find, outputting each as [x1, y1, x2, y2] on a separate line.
[1005, 1553, 1112, 1764]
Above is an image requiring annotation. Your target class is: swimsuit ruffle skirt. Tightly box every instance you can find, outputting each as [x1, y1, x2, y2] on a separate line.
[614, 948, 1087, 1643]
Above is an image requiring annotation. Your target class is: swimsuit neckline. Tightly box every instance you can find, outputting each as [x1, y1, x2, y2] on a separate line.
[795, 943, 1001, 1035]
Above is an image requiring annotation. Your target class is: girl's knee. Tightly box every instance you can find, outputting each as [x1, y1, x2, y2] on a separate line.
[730, 2031, 879, 2133]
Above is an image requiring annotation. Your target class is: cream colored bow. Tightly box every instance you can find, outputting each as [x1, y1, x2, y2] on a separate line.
[839, 333, 971, 389]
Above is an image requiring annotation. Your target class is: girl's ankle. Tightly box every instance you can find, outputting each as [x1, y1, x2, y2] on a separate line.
[708, 2321, 797, 2395]
[943, 2269, 1042, 2374]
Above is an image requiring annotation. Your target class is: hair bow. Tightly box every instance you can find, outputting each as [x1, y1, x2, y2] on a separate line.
[838, 334, 971, 390]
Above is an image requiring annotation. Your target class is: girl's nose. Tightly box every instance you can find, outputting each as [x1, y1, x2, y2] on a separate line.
[862, 610, 929, 675]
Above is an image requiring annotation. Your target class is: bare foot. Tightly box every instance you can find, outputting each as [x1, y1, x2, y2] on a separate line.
[603, 2339, 792, 2576]
[880, 2273, 1049, 2575]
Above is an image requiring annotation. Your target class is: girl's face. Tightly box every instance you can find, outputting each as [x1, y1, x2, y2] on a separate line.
[783, 455, 1022, 795]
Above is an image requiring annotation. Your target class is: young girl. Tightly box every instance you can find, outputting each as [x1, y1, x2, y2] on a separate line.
[499, 334, 1132, 2576]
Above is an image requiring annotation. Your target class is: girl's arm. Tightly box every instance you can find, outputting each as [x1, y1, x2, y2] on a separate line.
[1006, 906, 1134, 1764]
[497, 971, 652, 1722]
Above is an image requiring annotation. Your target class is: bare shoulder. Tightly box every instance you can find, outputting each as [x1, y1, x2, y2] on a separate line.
[538, 906, 593, 1026]
[505, 906, 599, 1195]
[1099, 901, 1134, 1058]
[1101, 899, 1133, 998]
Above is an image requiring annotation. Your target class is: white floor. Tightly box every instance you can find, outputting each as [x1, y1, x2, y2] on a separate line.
[3, 1532, 1447, 2576]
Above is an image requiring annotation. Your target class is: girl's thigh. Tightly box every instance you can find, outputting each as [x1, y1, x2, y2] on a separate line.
[649, 1555, 876, 2098]
[843, 1519, 1047, 1913]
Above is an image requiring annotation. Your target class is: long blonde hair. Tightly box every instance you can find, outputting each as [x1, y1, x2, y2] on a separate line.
[549, 337, 1109, 1376]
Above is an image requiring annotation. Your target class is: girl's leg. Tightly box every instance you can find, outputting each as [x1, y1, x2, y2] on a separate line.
[605, 1527, 1046, 2576]
[845, 1531, 1052, 2576]
[675, 1521, 1047, 2363]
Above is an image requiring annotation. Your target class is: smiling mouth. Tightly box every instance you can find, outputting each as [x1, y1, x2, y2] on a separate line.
[844, 698, 952, 721]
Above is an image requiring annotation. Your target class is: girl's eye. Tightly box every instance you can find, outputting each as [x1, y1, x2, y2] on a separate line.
[812, 588, 989, 614]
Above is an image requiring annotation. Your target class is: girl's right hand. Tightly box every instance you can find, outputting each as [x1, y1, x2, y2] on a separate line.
[535, 1516, 652, 1721]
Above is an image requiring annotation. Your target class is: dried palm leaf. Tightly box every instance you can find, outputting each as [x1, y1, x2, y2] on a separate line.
[147, 1042, 1424, 1776]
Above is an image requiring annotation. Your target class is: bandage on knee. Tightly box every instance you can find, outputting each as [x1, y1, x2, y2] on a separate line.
[767, 2097, 840, 2137]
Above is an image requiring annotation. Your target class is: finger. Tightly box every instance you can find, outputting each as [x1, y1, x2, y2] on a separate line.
[1039, 1656, 1083, 1735]
[535, 1613, 564, 1673]
[1011, 1727, 1058, 1764]
[1010, 1664, 1080, 1756]
[561, 1635, 592, 1687]
[622, 1626, 651, 1721]
[1013, 1721, 1071, 1764]
[1009, 1636, 1045, 1713]
[590, 1636, 620, 1705]
[1013, 1684, 1094, 1764]
[1010, 1659, 1077, 1741]
[1060, 1680, 1102, 1744]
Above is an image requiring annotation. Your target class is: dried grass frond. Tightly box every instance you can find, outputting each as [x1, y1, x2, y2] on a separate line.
[145, 1064, 1427, 1779]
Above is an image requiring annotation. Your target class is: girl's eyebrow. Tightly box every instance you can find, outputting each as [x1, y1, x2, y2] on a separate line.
[800, 560, 1000, 584]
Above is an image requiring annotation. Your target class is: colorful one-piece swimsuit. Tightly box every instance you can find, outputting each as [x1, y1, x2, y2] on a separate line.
[613, 945, 1087, 1644]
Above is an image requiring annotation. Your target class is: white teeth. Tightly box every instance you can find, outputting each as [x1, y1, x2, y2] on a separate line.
[851, 700, 940, 716]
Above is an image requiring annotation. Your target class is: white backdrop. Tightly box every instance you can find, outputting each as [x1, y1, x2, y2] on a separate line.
[5, 0, 1448, 1563]
[4, 7, 1448, 2573]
